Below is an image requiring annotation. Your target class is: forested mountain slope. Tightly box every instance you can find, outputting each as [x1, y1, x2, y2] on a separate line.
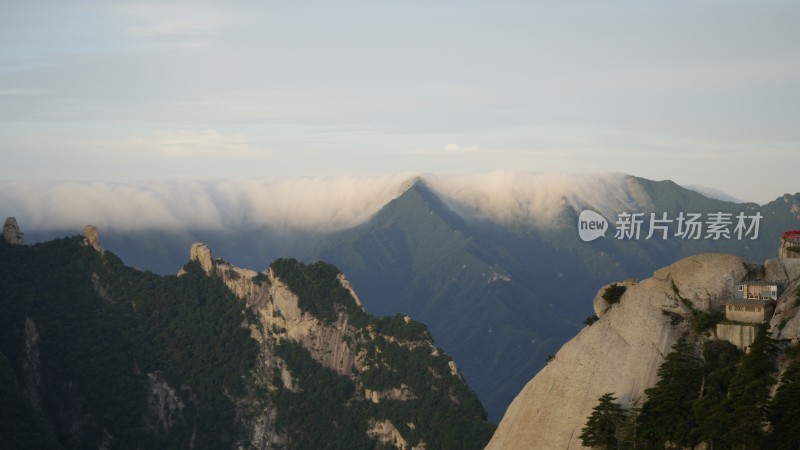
[0, 228, 494, 449]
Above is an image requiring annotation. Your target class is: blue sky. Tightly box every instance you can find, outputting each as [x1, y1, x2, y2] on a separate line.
[1, 1, 799, 203]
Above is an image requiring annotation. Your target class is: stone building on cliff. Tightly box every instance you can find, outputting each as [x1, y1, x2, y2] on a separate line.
[724, 281, 780, 324]
[716, 231, 800, 350]
[778, 230, 800, 259]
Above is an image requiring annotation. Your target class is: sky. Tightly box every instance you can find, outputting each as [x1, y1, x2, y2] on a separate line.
[1, 1, 799, 204]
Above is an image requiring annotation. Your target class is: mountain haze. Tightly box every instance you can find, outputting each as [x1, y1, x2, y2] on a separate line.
[296, 176, 799, 419]
[5, 173, 800, 420]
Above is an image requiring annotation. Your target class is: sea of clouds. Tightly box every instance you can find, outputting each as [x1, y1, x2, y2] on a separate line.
[0, 172, 671, 234]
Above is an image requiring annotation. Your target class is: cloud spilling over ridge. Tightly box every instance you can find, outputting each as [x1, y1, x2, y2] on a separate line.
[424, 172, 647, 227]
[682, 184, 745, 204]
[0, 172, 653, 234]
[0, 175, 414, 233]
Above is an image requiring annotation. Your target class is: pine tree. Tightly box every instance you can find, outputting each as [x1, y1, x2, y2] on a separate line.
[770, 359, 800, 449]
[639, 336, 703, 448]
[616, 396, 642, 450]
[725, 324, 778, 449]
[692, 340, 741, 447]
[580, 392, 627, 450]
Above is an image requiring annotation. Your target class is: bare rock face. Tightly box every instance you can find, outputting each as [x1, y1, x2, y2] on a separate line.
[189, 243, 214, 275]
[448, 360, 462, 378]
[367, 420, 421, 450]
[775, 310, 800, 342]
[269, 276, 359, 376]
[337, 273, 365, 310]
[365, 385, 417, 404]
[486, 253, 747, 450]
[367, 420, 427, 450]
[145, 372, 185, 433]
[769, 278, 800, 342]
[764, 258, 800, 285]
[23, 317, 42, 411]
[177, 242, 469, 448]
[83, 225, 104, 254]
[3, 217, 23, 245]
[182, 242, 360, 376]
[716, 323, 758, 349]
[653, 253, 747, 311]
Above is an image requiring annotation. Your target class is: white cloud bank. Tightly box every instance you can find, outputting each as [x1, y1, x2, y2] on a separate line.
[0, 172, 680, 234]
[425, 172, 649, 227]
[0, 175, 413, 233]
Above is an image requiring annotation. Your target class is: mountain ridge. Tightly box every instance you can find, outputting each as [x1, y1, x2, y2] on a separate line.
[0, 228, 495, 449]
[7, 173, 790, 240]
[5, 174, 800, 421]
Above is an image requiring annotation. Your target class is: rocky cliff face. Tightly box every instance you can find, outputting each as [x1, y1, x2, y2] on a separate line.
[769, 258, 800, 342]
[181, 243, 487, 449]
[486, 254, 750, 450]
[193, 245, 366, 378]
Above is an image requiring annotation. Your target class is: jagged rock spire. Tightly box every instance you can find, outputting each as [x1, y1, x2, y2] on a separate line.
[3, 217, 23, 245]
[190, 243, 214, 275]
[83, 225, 104, 254]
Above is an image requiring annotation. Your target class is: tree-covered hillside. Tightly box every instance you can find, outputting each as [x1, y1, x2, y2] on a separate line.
[0, 235, 494, 449]
[19, 177, 800, 422]
[0, 236, 257, 448]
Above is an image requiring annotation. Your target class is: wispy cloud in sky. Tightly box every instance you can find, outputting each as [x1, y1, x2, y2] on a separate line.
[108, 1, 248, 45]
[0, 88, 45, 96]
[410, 143, 483, 156]
[146, 129, 256, 158]
[1, 1, 799, 203]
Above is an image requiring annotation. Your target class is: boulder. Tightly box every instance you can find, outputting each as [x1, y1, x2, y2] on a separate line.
[652, 253, 747, 311]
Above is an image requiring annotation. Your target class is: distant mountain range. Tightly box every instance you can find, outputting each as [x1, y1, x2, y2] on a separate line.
[12, 173, 800, 421]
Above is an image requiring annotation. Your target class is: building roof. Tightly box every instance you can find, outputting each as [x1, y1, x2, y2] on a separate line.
[783, 230, 800, 242]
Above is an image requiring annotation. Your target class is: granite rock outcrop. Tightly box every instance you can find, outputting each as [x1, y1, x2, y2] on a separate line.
[486, 254, 748, 450]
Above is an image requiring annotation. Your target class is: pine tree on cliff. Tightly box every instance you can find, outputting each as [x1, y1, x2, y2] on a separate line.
[691, 340, 742, 448]
[770, 357, 800, 449]
[579, 392, 627, 450]
[725, 324, 778, 449]
[639, 336, 703, 448]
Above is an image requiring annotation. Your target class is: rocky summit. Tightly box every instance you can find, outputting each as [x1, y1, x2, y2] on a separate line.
[487, 252, 800, 450]
[3, 217, 23, 245]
